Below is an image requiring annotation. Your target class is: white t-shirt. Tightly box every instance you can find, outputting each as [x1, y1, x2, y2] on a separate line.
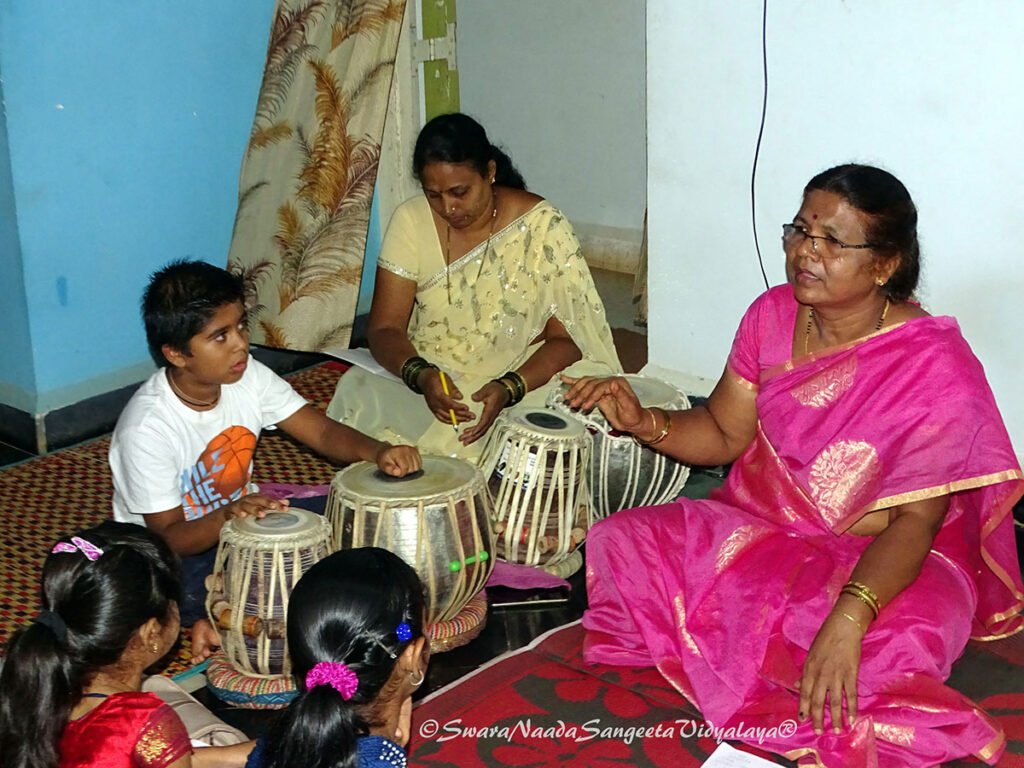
[110, 357, 307, 526]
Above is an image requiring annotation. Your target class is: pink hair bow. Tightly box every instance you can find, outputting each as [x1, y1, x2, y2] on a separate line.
[305, 661, 359, 700]
[52, 536, 104, 561]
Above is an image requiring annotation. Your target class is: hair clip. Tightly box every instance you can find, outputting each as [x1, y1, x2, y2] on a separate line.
[52, 536, 104, 561]
[306, 661, 359, 700]
[374, 640, 397, 659]
[373, 622, 415, 659]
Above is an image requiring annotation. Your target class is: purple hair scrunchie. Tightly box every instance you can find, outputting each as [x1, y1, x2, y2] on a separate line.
[305, 661, 359, 700]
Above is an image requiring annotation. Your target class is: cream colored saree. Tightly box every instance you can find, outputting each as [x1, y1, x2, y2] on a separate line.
[327, 196, 621, 461]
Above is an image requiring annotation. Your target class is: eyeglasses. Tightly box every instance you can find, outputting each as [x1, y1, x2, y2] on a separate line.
[782, 223, 877, 259]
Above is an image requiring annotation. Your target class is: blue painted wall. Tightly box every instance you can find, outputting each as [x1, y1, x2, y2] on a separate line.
[0, 1, 273, 412]
[357, 190, 383, 316]
[0, 73, 35, 410]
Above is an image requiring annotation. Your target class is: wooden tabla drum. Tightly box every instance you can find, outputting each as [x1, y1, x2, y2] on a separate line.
[479, 409, 591, 578]
[548, 374, 690, 524]
[326, 455, 494, 653]
[204, 508, 330, 709]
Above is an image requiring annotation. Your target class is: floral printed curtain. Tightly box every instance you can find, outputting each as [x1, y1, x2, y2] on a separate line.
[228, 0, 406, 351]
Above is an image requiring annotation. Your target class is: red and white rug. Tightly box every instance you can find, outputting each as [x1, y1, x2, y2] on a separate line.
[410, 621, 1024, 767]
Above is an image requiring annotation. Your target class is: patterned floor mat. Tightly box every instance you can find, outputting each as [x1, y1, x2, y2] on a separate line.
[409, 622, 1024, 767]
[0, 363, 346, 675]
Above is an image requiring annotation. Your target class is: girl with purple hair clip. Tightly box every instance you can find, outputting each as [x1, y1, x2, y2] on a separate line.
[246, 548, 429, 768]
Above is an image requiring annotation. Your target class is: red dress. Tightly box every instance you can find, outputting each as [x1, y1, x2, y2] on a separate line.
[59, 692, 192, 767]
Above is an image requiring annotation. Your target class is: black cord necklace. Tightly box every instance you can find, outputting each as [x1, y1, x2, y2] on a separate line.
[166, 370, 219, 408]
[804, 298, 890, 355]
[445, 192, 498, 304]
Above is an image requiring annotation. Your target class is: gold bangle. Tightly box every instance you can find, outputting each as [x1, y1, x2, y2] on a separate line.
[841, 584, 877, 606]
[507, 370, 528, 397]
[842, 581, 881, 614]
[494, 378, 517, 406]
[837, 611, 867, 633]
[846, 581, 880, 607]
[632, 408, 657, 444]
[634, 408, 671, 447]
[840, 586, 880, 619]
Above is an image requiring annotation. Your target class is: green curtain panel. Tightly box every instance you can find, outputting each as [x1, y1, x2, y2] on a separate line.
[228, 0, 407, 351]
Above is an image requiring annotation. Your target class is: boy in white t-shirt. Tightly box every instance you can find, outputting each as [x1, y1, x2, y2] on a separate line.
[110, 260, 421, 660]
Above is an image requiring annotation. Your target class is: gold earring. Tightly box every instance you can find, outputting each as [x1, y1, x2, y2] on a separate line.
[150, 642, 161, 654]
[876, 277, 885, 286]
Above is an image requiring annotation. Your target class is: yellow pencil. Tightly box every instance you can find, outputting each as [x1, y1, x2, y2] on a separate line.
[439, 371, 459, 432]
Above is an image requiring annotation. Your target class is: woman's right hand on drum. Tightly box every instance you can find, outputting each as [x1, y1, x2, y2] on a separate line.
[419, 368, 475, 426]
[561, 375, 648, 434]
[223, 494, 289, 521]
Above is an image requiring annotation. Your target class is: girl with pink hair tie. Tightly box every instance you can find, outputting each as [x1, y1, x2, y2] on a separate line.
[246, 548, 428, 768]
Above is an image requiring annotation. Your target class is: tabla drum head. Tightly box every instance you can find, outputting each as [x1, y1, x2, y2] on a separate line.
[628, 375, 685, 408]
[335, 455, 479, 501]
[231, 508, 320, 537]
[547, 375, 687, 412]
[505, 409, 586, 440]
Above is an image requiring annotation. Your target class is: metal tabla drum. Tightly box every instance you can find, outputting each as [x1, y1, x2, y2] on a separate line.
[204, 508, 331, 709]
[479, 409, 591, 578]
[326, 455, 494, 653]
[547, 375, 690, 524]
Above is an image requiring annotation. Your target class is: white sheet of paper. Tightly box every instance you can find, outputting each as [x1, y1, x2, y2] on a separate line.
[701, 742, 780, 767]
[323, 346, 402, 384]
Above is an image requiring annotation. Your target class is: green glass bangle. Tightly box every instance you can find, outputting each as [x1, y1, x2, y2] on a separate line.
[493, 377, 520, 406]
[400, 356, 436, 394]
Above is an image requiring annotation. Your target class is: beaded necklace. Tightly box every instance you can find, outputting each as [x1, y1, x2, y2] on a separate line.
[804, 298, 890, 356]
[445, 193, 498, 304]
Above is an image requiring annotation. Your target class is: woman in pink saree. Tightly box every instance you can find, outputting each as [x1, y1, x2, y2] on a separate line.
[564, 164, 1023, 767]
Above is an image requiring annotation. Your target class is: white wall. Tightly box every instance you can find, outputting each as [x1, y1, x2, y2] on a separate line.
[458, 0, 647, 233]
[648, 0, 1024, 450]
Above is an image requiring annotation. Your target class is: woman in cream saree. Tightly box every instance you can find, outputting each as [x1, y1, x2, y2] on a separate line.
[328, 114, 620, 462]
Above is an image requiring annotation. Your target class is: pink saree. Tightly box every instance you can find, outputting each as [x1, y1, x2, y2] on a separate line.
[583, 286, 1024, 767]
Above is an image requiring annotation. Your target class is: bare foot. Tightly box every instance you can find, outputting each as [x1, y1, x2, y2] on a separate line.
[190, 619, 221, 664]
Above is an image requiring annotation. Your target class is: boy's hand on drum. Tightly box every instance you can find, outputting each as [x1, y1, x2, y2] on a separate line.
[460, 381, 510, 446]
[224, 494, 289, 521]
[560, 375, 648, 434]
[420, 368, 475, 425]
[376, 444, 422, 476]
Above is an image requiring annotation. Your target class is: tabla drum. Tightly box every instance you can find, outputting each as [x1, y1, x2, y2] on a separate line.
[547, 375, 691, 524]
[326, 455, 494, 653]
[204, 508, 330, 709]
[479, 409, 591, 578]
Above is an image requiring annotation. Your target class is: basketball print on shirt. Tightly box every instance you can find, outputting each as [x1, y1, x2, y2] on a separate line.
[180, 425, 258, 520]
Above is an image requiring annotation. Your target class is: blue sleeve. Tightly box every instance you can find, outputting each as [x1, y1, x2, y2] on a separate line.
[244, 739, 266, 768]
[357, 735, 408, 768]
